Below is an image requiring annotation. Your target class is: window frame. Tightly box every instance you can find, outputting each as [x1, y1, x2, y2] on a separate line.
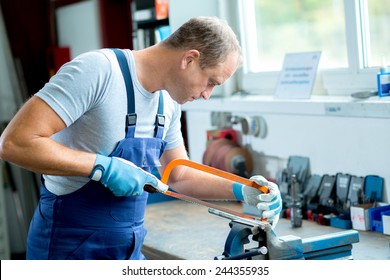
[235, 0, 379, 96]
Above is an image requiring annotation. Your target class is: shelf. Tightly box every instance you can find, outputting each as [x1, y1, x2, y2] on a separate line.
[136, 18, 169, 29]
[182, 94, 390, 119]
[131, 0, 170, 50]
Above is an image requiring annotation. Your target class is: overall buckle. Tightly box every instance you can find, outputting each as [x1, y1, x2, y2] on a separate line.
[126, 113, 137, 126]
[155, 114, 165, 127]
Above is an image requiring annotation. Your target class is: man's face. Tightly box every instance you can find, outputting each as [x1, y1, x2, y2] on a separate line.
[170, 52, 239, 105]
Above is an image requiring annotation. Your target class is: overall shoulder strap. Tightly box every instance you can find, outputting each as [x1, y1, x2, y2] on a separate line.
[154, 91, 165, 138]
[112, 48, 165, 139]
[112, 48, 136, 137]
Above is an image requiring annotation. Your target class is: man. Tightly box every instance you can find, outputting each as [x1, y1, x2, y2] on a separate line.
[0, 16, 281, 259]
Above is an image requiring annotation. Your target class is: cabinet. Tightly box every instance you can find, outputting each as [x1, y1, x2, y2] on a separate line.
[131, 0, 170, 50]
[55, 0, 133, 59]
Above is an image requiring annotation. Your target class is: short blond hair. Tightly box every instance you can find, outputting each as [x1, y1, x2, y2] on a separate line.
[162, 16, 242, 69]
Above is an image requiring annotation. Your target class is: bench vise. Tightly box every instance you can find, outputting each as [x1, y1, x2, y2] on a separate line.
[211, 209, 360, 260]
[158, 159, 359, 260]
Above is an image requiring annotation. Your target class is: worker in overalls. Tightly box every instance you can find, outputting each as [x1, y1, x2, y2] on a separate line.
[0, 16, 282, 259]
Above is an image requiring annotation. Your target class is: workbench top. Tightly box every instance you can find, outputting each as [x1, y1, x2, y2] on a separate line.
[143, 200, 390, 260]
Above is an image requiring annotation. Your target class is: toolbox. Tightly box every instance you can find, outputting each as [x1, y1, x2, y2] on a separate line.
[364, 175, 384, 202]
[330, 215, 352, 229]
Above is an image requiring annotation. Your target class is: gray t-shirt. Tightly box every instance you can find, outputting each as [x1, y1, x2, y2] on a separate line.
[36, 48, 183, 195]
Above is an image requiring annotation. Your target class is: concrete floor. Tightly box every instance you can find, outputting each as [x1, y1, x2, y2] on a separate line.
[143, 200, 390, 260]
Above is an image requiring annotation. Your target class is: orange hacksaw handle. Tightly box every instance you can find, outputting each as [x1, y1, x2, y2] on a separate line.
[161, 158, 269, 194]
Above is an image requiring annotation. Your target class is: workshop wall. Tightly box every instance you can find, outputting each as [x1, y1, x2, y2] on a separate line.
[169, 0, 389, 204]
[184, 107, 389, 203]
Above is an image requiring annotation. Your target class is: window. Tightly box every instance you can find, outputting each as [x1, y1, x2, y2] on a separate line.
[363, 0, 390, 67]
[237, 0, 390, 96]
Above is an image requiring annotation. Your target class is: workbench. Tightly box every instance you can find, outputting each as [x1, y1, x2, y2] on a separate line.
[143, 200, 390, 260]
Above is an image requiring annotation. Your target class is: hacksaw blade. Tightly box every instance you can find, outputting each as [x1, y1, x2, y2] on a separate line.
[144, 185, 268, 227]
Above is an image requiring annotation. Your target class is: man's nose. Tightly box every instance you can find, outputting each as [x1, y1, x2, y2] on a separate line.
[201, 90, 212, 100]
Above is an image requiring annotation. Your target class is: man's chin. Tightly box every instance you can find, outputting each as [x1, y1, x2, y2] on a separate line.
[178, 100, 190, 105]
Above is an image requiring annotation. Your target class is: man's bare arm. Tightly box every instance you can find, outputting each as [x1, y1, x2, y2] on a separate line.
[158, 144, 235, 200]
[0, 96, 95, 176]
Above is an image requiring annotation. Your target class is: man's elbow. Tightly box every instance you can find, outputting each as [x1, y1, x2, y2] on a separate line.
[0, 135, 17, 162]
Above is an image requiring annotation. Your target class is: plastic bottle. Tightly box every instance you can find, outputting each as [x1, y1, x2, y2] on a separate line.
[377, 56, 390, 97]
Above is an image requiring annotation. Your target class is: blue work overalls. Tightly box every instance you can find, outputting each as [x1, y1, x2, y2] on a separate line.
[26, 49, 167, 260]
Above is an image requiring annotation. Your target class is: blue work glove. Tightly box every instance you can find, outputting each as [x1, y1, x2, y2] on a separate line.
[89, 154, 168, 196]
[232, 175, 282, 227]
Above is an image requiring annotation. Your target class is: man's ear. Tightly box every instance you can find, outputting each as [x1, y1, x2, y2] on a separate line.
[180, 49, 200, 69]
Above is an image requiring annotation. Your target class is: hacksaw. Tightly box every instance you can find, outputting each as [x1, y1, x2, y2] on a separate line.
[144, 158, 270, 225]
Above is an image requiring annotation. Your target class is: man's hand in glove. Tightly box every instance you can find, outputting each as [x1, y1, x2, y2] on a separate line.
[89, 154, 168, 196]
[232, 175, 282, 227]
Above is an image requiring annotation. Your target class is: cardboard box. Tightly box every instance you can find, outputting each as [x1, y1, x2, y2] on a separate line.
[350, 202, 389, 231]
[351, 204, 372, 231]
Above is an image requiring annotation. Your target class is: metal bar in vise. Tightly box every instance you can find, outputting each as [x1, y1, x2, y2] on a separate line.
[262, 230, 359, 260]
[303, 244, 353, 260]
[301, 230, 359, 260]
